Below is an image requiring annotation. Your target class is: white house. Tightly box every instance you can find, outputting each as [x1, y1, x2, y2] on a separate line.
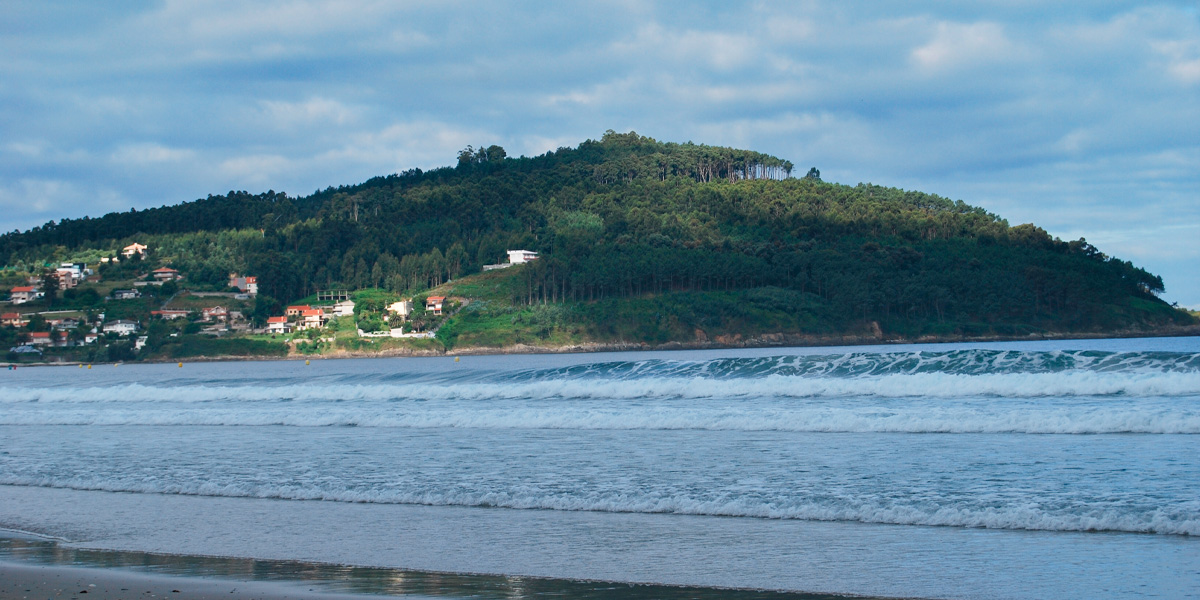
[507, 250, 538, 264]
[332, 299, 356, 317]
[299, 309, 325, 330]
[425, 296, 445, 315]
[9, 286, 42, 304]
[111, 289, 141, 300]
[228, 274, 259, 295]
[386, 300, 413, 317]
[122, 243, 148, 258]
[266, 316, 291, 334]
[103, 320, 140, 335]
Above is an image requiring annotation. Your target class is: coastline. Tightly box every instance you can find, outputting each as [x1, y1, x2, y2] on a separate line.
[0, 533, 870, 600]
[4, 324, 1199, 367]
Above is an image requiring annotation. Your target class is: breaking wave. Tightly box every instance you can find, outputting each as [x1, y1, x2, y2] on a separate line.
[2, 477, 1195, 536]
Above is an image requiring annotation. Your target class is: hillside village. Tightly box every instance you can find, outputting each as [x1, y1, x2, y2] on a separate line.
[2, 240, 540, 363]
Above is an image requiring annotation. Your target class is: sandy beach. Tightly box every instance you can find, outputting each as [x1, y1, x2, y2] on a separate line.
[0, 561, 377, 600]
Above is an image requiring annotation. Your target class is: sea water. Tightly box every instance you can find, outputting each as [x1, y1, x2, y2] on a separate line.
[1, 337, 1198, 599]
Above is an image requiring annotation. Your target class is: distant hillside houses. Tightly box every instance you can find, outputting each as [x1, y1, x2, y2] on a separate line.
[228, 274, 258, 295]
[483, 249, 538, 271]
[9, 286, 42, 304]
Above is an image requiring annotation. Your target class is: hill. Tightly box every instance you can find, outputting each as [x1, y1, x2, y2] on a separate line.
[1, 131, 1194, 360]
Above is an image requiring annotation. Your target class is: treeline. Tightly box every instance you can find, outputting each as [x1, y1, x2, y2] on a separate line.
[0, 131, 1186, 333]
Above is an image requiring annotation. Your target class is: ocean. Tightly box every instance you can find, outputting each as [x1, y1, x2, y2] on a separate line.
[1, 337, 1198, 599]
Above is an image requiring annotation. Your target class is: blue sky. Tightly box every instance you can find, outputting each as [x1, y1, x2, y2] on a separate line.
[2, 1, 1198, 305]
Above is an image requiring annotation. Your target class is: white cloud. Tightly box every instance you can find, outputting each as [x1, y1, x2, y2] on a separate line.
[111, 143, 195, 165]
[911, 21, 1022, 71]
[259, 97, 357, 128]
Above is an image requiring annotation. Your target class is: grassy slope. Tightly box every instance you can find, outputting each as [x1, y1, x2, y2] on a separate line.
[429, 266, 1195, 352]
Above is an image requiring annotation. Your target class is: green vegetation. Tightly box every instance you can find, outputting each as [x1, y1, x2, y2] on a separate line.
[2, 131, 1193, 359]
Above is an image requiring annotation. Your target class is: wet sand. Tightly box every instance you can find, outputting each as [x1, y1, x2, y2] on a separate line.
[0, 535, 866, 600]
[0, 561, 375, 600]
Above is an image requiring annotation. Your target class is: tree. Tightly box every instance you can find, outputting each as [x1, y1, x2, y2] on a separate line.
[804, 167, 821, 181]
[40, 270, 59, 306]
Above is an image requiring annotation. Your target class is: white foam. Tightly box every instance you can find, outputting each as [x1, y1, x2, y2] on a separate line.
[3, 478, 1195, 536]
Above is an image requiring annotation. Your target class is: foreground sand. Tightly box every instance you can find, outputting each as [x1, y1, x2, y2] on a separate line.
[0, 562, 378, 600]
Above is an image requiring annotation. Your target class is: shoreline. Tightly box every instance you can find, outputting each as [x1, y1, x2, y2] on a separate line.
[4, 325, 1198, 368]
[0, 534, 872, 600]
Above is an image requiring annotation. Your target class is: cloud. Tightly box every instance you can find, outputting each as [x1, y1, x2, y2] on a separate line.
[110, 143, 195, 165]
[1, 1, 1198, 304]
[911, 21, 1023, 71]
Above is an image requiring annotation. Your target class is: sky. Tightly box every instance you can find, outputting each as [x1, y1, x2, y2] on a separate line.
[2, 1, 1198, 306]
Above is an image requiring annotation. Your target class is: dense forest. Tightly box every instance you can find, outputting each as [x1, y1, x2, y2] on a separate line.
[0, 131, 1188, 337]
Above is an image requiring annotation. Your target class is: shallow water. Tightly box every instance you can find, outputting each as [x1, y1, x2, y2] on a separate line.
[2, 337, 1198, 598]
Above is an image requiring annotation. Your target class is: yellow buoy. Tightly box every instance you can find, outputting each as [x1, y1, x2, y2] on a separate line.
[79, 364, 83, 368]
[305, 359, 310, 365]
[87, 364, 92, 369]
[178, 362, 183, 368]
[454, 356, 460, 362]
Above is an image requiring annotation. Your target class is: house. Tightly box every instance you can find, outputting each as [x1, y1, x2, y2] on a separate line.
[386, 300, 413, 317]
[10, 286, 41, 304]
[483, 250, 541, 271]
[152, 268, 181, 282]
[299, 309, 325, 330]
[84, 332, 100, 344]
[2, 312, 26, 327]
[286, 305, 312, 317]
[53, 318, 79, 330]
[202, 306, 229, 322]
[266, 316, 291, 334]
[228, 274, 259, 295]
[332, 299, 355, 317]
[111, 289, 141, 300]
[27, 331, 52, 346]
[425, 296, 445, 315]
[151, 309, 189, 320]
[507, 250, 539, 264]
[103, 320, 140, 335]
[122, 243, 148, 258]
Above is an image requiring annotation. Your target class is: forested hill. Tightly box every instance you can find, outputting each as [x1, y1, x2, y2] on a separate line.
[1, 131, 1189, 336]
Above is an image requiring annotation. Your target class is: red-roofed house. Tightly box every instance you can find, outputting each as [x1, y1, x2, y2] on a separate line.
[152, 268, 181, 282]
[299, 309, 325, 330]
[202, 306, 229, 322]
[286, 305, 311, 317]
[2, 312, 26, 327]
[10, 286, 40, 304]
[266, 316, 290, 334]
[425, 296, 445, 315]
[27, 331, 52, 346]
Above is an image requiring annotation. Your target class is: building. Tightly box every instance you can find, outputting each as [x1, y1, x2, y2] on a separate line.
[386, 300, 413, 317]
[286, 305, 312, 317]
[27, 331, 52, 346]
[2, 312, 26, 327]
[10, 286, 41, 304]
[228, 274, 259, 295]
[266, 316, 290, 334]
[151, 309, 189, 320]
[507, 250, 539, 264]
[202, 306, 229, 322]
[52, 318, 79, 330]
[152, 268, 181, 282]
[103, 320, 140, 335]
[299, 309, 325, 330]
[134, 336, 149, 351]
[122, 243, 148, 258]
[332, 299, 356, 317]
[111, 289, 141, 300]
[425, 296, 445, 315]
